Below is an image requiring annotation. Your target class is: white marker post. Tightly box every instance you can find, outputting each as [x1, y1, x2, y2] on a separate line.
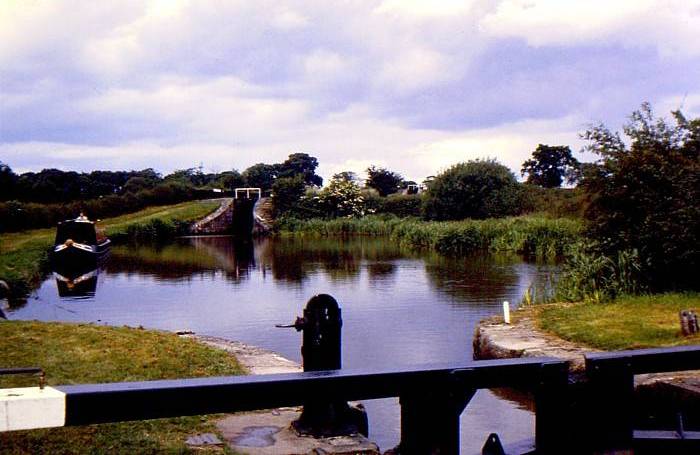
[503, 301, 511, 324]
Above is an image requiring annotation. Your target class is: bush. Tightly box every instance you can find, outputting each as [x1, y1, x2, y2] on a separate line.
[581, 103, 699, 291]
[377, 194, 423, 217]
[422, 159, 523, 220]
[555, 243, 646, 303]
[521, 186, 588, 218]
[317, 178, 367, 218]
[272, 176, 306, 217]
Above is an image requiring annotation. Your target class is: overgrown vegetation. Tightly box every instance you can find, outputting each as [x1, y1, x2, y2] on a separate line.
[0, 320, 243, 454]
[538, 293, 700, 350]
[553, 243, 646, 303]
[276, 215, 582, 259]
[559, 103, 699, 298]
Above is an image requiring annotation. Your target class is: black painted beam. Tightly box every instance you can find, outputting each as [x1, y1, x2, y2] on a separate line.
[56, 357, 566, 426]
[586, 345, 700, 374]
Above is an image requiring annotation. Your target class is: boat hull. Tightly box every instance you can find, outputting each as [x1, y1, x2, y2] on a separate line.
[51, 241, 110, 274]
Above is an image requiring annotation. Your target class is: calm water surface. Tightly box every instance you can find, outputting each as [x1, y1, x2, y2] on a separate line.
[10, 236, 559, 454]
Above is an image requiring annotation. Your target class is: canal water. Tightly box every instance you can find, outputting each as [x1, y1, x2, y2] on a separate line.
[9, 236, 558, 454]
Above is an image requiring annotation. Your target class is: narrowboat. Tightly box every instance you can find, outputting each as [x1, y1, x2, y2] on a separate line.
[52, 214, 110, 269]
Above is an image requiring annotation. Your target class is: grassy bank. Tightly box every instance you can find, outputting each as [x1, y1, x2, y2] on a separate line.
[0, 200, 220, 300]
[537, 293, 700, 350]
[276, 215, 583, 258]
[0, 320, 243, 454]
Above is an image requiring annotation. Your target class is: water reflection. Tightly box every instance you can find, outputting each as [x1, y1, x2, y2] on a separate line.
[423, 253, 538, 307]
[53, 268, 100, 299]
[256, 237, 411, 285]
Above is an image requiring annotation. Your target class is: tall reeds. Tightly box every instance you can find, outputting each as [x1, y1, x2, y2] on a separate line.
[275, 215, 582, 259]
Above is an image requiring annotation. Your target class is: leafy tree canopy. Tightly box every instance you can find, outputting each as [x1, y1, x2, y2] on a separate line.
[332, 171, 358, 183]
[278, 153, 323, 187]
[271, 175, 306, 216]
[366, 165, 403, 197]
[423, 159, 522, 220]
[242, 163, 278, 191]
[521, 144, 580, 188]
[581, 102, 700, 291]
[216, 170, 244, 190]
[0, 162, 18, 201]
[318, 175, 366, 218]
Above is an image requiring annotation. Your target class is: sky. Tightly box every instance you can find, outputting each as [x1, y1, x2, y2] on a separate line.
[2, 0, 700, 183]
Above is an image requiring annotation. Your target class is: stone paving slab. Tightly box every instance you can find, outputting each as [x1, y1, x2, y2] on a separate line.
[473, 308, 598, 372]
[217, 408, 380, 455]
[183, 334, 302, 375]
[473, 306, 700, 390]
[179, 333, 381, 454]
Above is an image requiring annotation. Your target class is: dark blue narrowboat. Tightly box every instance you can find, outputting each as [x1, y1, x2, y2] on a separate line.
[52, 214, 110, 270]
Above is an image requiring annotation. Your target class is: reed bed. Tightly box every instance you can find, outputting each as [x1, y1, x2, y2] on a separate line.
[275, 215, 583, 258]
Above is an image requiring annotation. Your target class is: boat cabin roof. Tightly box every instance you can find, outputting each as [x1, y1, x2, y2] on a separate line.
[55, 217, 98, 245]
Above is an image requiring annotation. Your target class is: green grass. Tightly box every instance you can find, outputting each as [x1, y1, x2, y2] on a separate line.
[0, 200, 219, 300]
[0, 320, 244, 454]
[537, 293, 700, 350]
[276, 215, 583, 258]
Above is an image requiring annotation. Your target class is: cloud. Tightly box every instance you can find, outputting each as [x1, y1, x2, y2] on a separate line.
[1, 106, 589, 185]
[481, 0, 700, 56]
[1, 1, 699, 183]
[374, 0, 477, 18]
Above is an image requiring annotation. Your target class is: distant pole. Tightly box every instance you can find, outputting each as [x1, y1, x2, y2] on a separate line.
[503, 301, 511, 324]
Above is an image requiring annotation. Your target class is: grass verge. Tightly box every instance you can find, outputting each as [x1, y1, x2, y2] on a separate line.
[276, 215, 582, 258]
[0, 320, 244, 454]
[537, 293, 700, 350]
[0, 200, 220, 301]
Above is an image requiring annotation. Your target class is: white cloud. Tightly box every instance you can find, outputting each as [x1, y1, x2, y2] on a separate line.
[374, 0, 476, 18]
[378, 48, 456, 94]
[270, 7, 309, 30]
[1, 107, 590, 185]
[405, 116, 587, 179]
[302, 50, 349, 82]
[481, 0, 700, 56]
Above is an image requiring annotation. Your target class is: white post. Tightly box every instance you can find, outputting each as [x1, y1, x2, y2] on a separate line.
[503, 301, 511, 324]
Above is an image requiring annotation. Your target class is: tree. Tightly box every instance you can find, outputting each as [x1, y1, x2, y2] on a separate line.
[123, 176, 155, 194]
[422, 159, 522, 220]
[332, 171, 358, 183]
[242, 163, 278, 191]
[271, 175, 306, 216]
[521, 144, 580, 188]
[216, 170, 244, 190]
[366, 166, 403, 197]
[318, 175, 366, 218]
[0, 162, 17, 201]
[278, 153, 323, 187]
[581, 102, 699, 291]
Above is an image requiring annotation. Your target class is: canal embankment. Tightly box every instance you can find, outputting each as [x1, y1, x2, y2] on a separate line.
[474, 294, 700, 427]
[475, 293, 700, 367]
[0, 320, 244, 453]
